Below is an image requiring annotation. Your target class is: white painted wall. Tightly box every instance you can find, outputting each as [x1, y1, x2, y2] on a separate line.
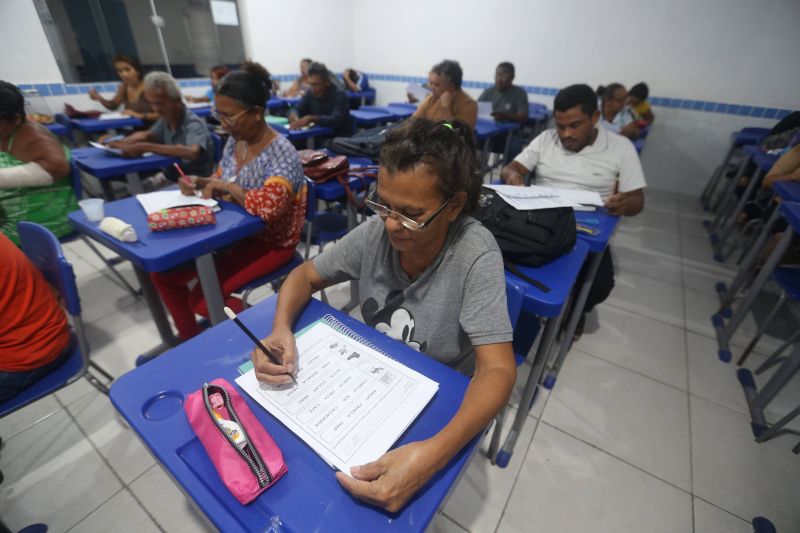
[238, 0, 354, 88]
[4, 0, 800, 194]
[0, 0, 63, 84]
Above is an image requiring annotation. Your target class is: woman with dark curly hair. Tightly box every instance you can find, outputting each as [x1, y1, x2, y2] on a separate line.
[251, 118, 516, 512]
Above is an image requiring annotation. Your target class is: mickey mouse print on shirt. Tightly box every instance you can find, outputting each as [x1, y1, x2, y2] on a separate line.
[361, 290, 428, 352]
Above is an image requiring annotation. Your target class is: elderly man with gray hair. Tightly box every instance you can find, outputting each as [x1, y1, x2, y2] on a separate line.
[109, 71, 214, 180]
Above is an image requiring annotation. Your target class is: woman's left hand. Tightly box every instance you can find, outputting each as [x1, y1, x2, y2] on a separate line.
[335, 441, 438, 513]
[201, 178, 227, 199]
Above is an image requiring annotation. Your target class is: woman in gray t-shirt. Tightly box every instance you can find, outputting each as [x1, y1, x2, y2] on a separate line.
[251, 118, 516, 512]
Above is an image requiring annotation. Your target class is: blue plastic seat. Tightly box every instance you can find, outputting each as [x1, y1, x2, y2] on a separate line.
[238, 178, 348, 307]
[1, 222, 109, 418]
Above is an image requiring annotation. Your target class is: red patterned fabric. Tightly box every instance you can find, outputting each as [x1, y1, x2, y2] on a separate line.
[243, 177, 306, 249]
[147, 205, 216, 231]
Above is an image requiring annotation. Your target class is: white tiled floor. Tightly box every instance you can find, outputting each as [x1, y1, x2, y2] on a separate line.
[2, 190, 799, 532]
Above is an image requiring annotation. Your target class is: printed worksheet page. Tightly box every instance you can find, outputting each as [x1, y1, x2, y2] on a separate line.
[235, 320, 439, 473]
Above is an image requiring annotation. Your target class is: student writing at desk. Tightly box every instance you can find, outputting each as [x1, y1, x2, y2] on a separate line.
[478, 61, 529, 159]
[288, 62, 350, 138]
[185, 65, 230, 104]
[108, 72, 215, 183]
[251, 118, 516, 512]
[88, 54, 157, 124]
[501, 84, 646, 337]
[282, 58, 313, 97]
[0, 81, 75, 245]
[150, 62, 307, 343]
[413, 60, 478, 129]
[597, 83, 640, 140]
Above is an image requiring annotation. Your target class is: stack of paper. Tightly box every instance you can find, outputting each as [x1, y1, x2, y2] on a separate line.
[484, 184, 604, 211]
[98, 112, 128, 120]
[136, 190, 219, 215]
[477, 101, 493, 118]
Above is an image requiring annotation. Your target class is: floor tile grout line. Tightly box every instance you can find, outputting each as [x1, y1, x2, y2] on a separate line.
[678, 216, 697, 533]
[60, 392, 166, 532]
[63, 486, 127, 533]
[492, 391, 553, 533]
[572, 346, 690, 396]
[693, 493, 760, 527]
[541, 421, 695, 497]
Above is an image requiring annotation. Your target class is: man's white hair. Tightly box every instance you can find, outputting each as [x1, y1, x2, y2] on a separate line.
[143, 71, 181, 100]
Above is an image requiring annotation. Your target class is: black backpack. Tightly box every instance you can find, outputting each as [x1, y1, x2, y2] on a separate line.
[473, 186, 577, 292]
[328, 122, 403, 161]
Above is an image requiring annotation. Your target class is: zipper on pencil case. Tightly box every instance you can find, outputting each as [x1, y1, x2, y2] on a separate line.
[203, 383, 272, 488]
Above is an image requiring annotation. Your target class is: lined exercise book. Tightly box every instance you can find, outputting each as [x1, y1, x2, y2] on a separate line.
[236, 315, 439, 473]
[135, 190, 219, 215]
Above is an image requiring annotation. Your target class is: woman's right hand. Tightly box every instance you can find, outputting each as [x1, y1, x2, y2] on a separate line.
[251, 325, 297, 385]
[88, 88, 100, 101]
[178, 176, 197, 196]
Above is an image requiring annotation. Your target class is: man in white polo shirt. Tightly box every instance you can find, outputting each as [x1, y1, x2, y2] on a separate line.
[500, 83, 646, 335]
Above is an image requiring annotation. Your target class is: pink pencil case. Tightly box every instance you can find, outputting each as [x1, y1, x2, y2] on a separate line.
[184, 378, 287, 504]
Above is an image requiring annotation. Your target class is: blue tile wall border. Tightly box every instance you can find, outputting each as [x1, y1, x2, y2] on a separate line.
[16, 74, 794, 119]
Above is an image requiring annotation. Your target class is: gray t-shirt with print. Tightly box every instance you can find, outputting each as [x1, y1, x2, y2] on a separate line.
[313, 215, 513, 375]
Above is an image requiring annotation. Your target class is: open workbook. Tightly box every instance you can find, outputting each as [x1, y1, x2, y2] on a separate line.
[235, 316, 439, 473]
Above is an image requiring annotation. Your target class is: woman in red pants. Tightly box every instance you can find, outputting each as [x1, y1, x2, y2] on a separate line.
[152, 62, 306, 341]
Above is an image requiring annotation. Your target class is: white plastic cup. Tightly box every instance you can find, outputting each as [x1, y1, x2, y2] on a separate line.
[78, 198, 105, 222]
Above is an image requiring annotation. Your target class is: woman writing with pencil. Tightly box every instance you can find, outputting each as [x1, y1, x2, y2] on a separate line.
[147, 62, 306, 344]
[251, 118, 516, 512]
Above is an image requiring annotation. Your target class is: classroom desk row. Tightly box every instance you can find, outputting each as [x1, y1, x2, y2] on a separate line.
[72, 176, 616, 529]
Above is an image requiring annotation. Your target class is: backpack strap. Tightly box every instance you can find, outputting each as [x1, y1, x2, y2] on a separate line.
[504, 260, 551, 293]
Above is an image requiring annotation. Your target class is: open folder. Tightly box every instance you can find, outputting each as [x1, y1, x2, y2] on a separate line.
[236, 315, 439, 473]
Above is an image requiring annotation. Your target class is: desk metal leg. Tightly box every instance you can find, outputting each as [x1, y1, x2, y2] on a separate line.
[133, 267, 178, 355]
[195, 253, 227, 325]
[493, 309, 564, 467]
[701, 141, 736, 208]
[713, 167, 763, 261]
[738, 343, 800, 444]
[714, 227, 794, 362]
[100, 180, 116, 201]
[716, 206, 781, 311]
[546, 249, 604, 385]
[126, 171, 145, 195]
[480, 138, 491, 178]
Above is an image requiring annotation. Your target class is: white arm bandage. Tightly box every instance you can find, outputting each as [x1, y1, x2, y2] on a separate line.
[0, 162, 55, 189]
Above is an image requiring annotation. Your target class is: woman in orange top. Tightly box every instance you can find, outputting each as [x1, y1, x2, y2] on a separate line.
[0, 232, 71, 402]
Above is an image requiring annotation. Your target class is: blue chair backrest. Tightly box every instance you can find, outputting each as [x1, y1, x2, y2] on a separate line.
[210, 131, 223, 163]
[304, 176, 317, 221]
[17, 221, 82, 317]
[505, 276, 526, 330]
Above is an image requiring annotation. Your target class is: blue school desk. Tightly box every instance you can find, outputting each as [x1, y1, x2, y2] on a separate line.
[543, 209, 619, 386]
[714, 201, 800, 362]
[474, 119, 519, 176]
[270, 124, 334, 149]
[350, 108, 399, 129]
[109, 295, 482, 533]
[773, 181, 800, 203]
[69, 116, 143, 133]
[347, 88, 377, 106]
[489, 240, 590, 467]
[46, 122, 71, 139]
[359, 104, 415, 121]
[68, 195, 264, 356]
[72, 147, 179, 199]
[700, 127, 771, 210]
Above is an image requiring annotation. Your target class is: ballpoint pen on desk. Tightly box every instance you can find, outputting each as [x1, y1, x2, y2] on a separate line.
[223, 307, 298, 385]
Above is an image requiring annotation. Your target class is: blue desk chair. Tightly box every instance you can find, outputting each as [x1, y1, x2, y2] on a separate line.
[238, 178, 348, 308]
[1, 222, 110, 419]
[210, 131, 223, 164]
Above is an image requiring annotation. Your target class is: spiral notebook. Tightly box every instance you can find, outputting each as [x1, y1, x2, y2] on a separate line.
[235, 315, 439, 473]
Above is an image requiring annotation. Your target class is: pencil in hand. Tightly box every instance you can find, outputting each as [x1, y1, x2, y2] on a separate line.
[223, 307, 298, 385]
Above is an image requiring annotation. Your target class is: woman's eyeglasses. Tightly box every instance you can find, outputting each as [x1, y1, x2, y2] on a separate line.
[365, 191, 450, 231]
[211, 107, 248, 127]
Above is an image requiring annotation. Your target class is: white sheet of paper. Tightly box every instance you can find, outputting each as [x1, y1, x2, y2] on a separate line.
[477, 101, 493, 118]
[484, 184, 603, 210]
[135, 190, 218, 215]
[88, 141, 122, 156]
[185, 101, 210, 109]
[235, 320, 439, 473]
[98, 112, 128, 120]
[405, 83, 430, 102]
